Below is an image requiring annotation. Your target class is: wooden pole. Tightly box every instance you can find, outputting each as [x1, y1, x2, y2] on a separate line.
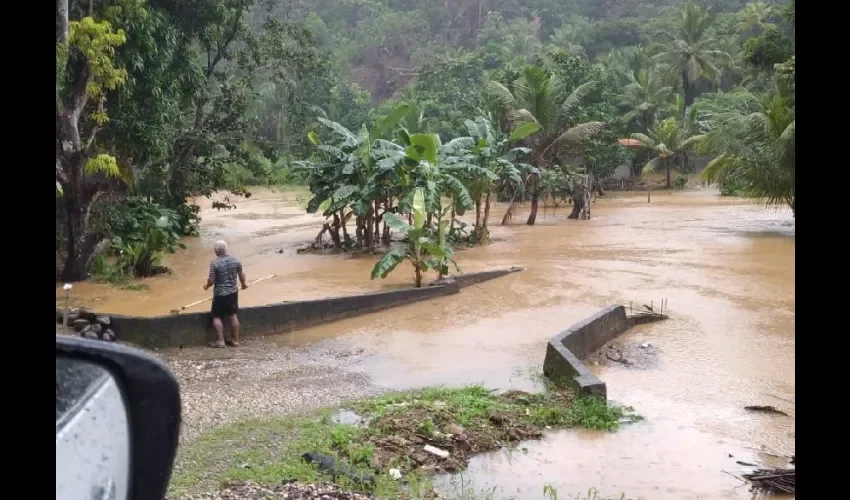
[169, 274, 277, 314]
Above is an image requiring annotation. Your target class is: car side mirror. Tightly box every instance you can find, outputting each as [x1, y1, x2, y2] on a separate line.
[56, 336, 181, 500]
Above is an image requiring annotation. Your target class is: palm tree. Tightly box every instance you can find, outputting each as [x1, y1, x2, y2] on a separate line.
[632, 117, 705, 189]
[549, 19, 592, 58]
[619, 67, 675, 131]
[736, 2, 777, 34]
[653, 2, 730, 117]
[700, 91, 795, 215]
[486, 65, 605, 225]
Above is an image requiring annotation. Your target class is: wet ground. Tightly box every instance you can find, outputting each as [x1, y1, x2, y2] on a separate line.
[59, 188, 795, 499]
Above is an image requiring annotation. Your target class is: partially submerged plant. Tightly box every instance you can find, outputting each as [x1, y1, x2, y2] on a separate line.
[370, 188, 458, 287]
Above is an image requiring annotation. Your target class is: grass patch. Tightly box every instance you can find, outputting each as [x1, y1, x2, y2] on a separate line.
[170, 384, 639, 499]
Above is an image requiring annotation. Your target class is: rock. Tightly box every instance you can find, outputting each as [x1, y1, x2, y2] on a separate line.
[81, 328, 99, 340]
[419, 465, 438, 475]
[101, 329, 116, 342]
[96, 316, 111, 326]
[67, 311, 80, 323]
[73, 319, 90, 331]
[56, 310, 64, 323]
[446, 423, 465, 436]
[423, 445, 450, 459]
[640, 342, 652, 348]
[90, 323, 103, 335]
[488, 412, 509, 426]
[300, 452, 374, 486]
[75, 308, 97, 321]
[388, 468, 402, 480]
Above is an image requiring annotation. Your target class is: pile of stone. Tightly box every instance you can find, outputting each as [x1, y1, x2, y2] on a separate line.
[186, 481, 378, 499]
[56, 309, 116, 342]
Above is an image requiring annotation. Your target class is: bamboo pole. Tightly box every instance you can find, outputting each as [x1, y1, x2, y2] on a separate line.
[169, 274, 277, 314]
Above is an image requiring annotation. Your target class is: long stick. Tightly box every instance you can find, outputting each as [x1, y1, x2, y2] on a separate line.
[169, 274, 277, 314]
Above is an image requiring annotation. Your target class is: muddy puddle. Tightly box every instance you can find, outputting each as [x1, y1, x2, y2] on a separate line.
[60, 187, 794, 498]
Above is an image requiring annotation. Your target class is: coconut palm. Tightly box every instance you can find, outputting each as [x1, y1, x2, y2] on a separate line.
[653, 2, 730, 117]
[700, 91, 795, 215]
[632, 117, 705, 189]
[549, 19, 592, 58]
[486, 64, 605, 225]
[619, 67, 675, 131]
[736, 2, 777, 34]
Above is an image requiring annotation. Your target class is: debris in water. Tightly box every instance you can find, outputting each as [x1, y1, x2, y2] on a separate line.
[744, 405, 789, 416]
[736, 461, 757, 467]
[742, 468, 795, 494]
[423, 445, 450, 459]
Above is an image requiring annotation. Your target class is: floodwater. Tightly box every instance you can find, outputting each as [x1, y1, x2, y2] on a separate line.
[58, 187, 795, 499]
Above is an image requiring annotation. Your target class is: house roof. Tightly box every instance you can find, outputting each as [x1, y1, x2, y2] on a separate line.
[617, 138, 643, 147]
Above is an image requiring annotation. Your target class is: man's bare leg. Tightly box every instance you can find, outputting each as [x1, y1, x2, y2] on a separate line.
[210, 317, 226, 347]
[228, 314, 240, 346]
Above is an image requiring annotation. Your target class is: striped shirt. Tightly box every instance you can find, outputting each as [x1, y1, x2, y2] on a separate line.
[209, 255, 242, 297]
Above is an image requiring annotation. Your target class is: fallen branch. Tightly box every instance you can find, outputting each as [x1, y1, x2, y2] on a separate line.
[744, 405, 789, 416]
[742, 468, 795, 494]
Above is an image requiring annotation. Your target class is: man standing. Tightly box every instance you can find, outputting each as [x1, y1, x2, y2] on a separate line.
[203, 240, 247, 348]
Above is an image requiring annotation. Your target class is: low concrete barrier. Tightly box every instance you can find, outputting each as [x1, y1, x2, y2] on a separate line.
[63, 267, 524, 349]
[543, 305, 667, 400]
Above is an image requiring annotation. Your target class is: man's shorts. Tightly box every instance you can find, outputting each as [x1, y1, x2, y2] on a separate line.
[211, 292, 239, 318]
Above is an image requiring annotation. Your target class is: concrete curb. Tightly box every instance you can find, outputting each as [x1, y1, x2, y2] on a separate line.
[542, 305, 667, 400]
[59, 267, 525, 349]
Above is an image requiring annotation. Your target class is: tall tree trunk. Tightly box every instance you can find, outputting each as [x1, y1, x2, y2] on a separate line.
[568, 176, 592, 220]
[666, 163, 672, 188]
[330, 213, 342, 248]
[364, 206, 374, 252]
[355, 216, 364, 247]
[373, 200, 380, 239]
[414, 265, 423, 288]
[473, 196, 482, 240]
[381, 199, 392, 245]
[480, 191, 492, 243]
[501, 188, 517, 226]
[526, 174, 540, 225]
[341, 211, 351, 245]
[681, 70, 695, 120]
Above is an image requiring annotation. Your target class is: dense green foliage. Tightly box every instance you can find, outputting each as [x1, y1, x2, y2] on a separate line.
[56, 0, 795, 282]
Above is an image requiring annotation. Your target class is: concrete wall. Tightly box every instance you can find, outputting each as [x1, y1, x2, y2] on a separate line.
[73, 267, 523, 349]
[543, 306, 667, 400]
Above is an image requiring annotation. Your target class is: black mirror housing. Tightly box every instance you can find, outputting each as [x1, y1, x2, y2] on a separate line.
[56, 336, 182, 500]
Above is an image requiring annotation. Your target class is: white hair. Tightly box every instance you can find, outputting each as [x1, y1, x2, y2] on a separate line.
[213, 240, 228, 256]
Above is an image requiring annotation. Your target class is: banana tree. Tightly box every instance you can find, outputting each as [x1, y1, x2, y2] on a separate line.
[442, 116, 539, 242]
[396, 131, 474, 226]
[299, 104, 411, 250]
[370, 188, 457, 288]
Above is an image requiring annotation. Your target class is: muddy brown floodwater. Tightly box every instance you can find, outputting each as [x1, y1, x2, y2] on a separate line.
[58, 187, 794, 499]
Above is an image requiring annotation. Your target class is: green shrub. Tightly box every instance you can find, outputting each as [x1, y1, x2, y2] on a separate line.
[104, 198, 187, 277]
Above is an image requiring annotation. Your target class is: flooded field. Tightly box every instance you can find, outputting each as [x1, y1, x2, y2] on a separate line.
[58, 187, 795, 499]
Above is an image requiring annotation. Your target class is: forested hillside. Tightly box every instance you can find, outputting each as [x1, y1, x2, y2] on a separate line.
[56, 0, 794, 282]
